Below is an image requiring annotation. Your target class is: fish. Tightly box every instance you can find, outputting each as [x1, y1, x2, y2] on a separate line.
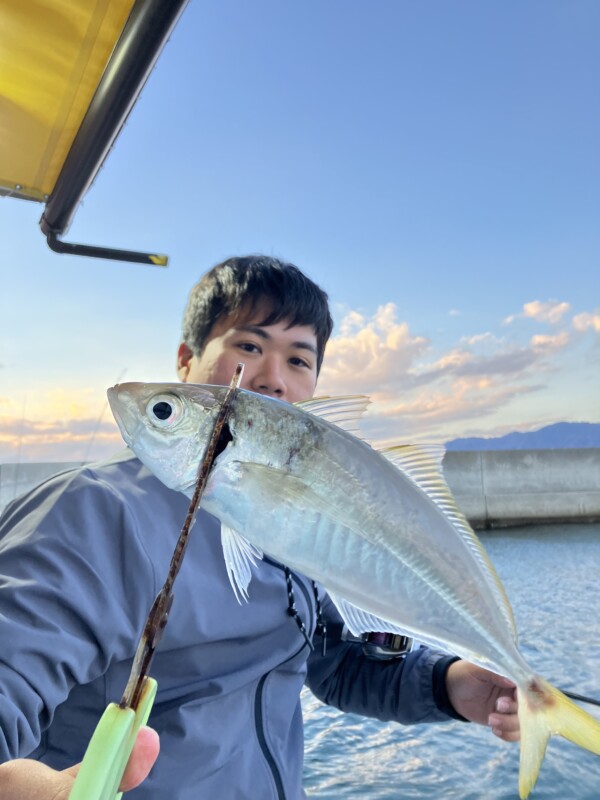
[107, 380, 600, 798]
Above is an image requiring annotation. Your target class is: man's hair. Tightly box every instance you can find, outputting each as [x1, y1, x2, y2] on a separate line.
[182, 255, 334, 373]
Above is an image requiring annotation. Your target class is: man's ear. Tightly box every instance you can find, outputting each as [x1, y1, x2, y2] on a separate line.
[177, 343, 194, 382]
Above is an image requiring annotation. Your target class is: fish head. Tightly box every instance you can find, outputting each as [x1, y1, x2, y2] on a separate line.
[107, 381, 228, 495]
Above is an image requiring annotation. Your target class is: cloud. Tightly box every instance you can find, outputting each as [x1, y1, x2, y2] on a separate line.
[321, 306, 572, 400]
[314, 302, 585, 446]
[359, 376, 545, 447]
[448, 309, 461, 317]
[338, 309, 367, 336]
[408, 338, 567, 385]
[3, 301, 594, 462]
[459, 332, 505, 347]
[523, 300, 571, 324]
[572, 311, 600, 334]
[0, 417, 119, 438]
[378, 379, 541, 425]
[454, 349, 538, 377]
[530, 331, 570, 351]
[503, 299, 571, 326]
[0, 414, 122, 463]
[0, 389, 111, 462]
[319, 303, 430, 396]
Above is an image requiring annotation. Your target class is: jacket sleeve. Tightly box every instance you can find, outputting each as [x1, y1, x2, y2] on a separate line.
[305, 592, 461, 725]
[0, 469, 157, 760]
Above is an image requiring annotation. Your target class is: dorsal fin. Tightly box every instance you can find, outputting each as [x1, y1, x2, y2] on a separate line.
[382, 443, 446, 471]
[295, 395, 371, 439]
[380, 444, 517, 639]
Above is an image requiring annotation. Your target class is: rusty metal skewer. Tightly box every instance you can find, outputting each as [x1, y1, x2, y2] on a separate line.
[121, 363, 245, 709]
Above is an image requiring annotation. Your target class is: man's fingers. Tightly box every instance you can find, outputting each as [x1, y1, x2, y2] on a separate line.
[119, 726, 160, 791]
[490, 674, 516, 690]
[489, 699, 521, 743]
[61, 725, 159, 795]
[495, 695, 518, 715]
[491, 725, 521, 742]
[0, 759, 74, 800]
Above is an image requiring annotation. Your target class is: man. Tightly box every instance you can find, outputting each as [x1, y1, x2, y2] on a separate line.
[0, 256, 518, 798]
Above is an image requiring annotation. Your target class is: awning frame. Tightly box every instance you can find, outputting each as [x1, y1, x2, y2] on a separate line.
[38, 0, 190, 266]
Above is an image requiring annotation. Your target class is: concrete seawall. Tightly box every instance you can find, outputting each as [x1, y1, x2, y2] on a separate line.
[443, 448, 600, 528]
[1, 449, 599, 528]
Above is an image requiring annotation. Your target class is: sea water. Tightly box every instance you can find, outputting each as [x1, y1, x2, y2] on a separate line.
[302, 523, 600, 799]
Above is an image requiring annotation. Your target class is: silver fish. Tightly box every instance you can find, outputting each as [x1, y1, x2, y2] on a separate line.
[107, 381, 600, 798]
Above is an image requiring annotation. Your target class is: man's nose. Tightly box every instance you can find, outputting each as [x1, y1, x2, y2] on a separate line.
[251, 356, 286, 398]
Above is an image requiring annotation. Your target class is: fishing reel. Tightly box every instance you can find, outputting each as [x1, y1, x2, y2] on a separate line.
[342, 627, 414, 661]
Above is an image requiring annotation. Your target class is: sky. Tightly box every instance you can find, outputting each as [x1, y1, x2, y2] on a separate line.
[1, 0, 599, 463]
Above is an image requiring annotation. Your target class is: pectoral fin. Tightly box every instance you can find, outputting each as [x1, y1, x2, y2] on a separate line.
[221, 524, 263, 604]
[235, 461, 361, 533]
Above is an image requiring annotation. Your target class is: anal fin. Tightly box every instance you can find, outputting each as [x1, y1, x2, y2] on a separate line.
[328, 590, 412, 639]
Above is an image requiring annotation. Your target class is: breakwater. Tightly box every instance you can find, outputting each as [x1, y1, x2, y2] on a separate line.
[443, 448, 600, 528]
[1, 449, 599, 528]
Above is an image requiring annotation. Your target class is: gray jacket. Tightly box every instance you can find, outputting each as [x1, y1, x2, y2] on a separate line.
[0, 451, 455, 799]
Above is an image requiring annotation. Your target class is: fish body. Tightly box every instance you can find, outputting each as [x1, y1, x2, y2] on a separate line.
[107, 381, 600, 798]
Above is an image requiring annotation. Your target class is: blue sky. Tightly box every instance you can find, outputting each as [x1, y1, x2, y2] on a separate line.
[1, 0, 599, 461]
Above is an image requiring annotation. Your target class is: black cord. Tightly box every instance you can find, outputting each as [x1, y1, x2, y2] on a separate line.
[284, 567, 314, 652]
[312, 581, 327, 656]
[563, 689, 600, 708]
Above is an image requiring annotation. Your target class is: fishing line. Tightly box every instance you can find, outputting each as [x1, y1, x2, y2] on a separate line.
[83, 368, 128, 463]
[563, 689, 600, 708]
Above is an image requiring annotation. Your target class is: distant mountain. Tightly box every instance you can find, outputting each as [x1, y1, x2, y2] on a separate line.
[445, 422, 600, 451]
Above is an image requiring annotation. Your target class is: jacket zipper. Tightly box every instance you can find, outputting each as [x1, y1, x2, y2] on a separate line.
[254, 565, 315, 800]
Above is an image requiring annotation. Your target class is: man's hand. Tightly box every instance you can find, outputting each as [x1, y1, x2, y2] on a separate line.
[0, 725, 159, 799]
[446, 659, 520, 742]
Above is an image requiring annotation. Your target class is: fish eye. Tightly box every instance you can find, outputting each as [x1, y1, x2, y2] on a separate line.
[146, 393, 184, 428]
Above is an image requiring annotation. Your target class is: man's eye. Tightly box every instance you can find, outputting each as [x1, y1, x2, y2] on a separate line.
[290, 357, 310, 368]
[238, 342, 260, 353]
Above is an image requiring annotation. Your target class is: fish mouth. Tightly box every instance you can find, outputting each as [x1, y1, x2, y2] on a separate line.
[106, 384, 142, 446]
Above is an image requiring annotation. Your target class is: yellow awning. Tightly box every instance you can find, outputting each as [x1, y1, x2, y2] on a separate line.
[0, 0, 189, 264]
[0, 0, 137, 202]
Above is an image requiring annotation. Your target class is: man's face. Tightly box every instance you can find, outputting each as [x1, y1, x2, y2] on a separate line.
[177, 308, 319, 404]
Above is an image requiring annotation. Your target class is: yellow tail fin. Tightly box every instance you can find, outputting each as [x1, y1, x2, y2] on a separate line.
[518, 677, 600, 798]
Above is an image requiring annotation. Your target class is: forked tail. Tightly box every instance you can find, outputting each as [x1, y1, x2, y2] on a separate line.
[518, 676, 600, 798]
